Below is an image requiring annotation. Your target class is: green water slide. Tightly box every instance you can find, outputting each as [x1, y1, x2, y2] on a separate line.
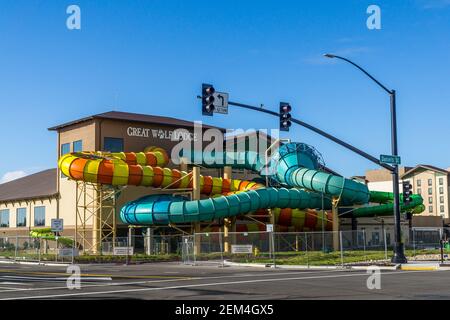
[120, 142, 424, 225]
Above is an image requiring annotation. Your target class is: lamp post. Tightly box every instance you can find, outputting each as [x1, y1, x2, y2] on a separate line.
[324, 53, 407, 263]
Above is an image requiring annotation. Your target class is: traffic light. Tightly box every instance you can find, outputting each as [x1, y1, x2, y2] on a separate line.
[402, 181, 413, 205]
[202, 84, 215, 116]
[279, 102, 292, 131]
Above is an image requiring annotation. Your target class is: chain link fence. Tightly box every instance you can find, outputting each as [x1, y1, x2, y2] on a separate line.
[182, 229, 450, 267]
[0, 236, 76, 264]
[3, 228, 450, 265]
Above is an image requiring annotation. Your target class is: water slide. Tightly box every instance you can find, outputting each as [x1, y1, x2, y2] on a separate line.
[58, 143, 424, 229]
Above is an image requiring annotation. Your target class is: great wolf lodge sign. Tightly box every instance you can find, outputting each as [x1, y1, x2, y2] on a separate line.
[127, 126, 199, 141]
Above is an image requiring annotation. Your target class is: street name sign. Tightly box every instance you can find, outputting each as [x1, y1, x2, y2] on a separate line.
[380, 154, 401, 165]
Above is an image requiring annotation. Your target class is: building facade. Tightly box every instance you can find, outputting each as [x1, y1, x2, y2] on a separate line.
[402, 165, 450, 220]
[0, 111, 280, 245]
[364, 165, 450, 219]
[0, 169, 58, 237]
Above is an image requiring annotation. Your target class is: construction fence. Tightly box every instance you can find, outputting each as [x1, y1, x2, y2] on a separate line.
[182, 228, 450, 266]
[2, 227, 449, 265]
[0, 236, 76, 264]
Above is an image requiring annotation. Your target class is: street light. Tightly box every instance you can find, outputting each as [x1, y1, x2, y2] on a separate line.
[324, 53, 407, 264]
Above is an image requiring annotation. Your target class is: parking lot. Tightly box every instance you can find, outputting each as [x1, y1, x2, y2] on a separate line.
[0, 262, 449, 300]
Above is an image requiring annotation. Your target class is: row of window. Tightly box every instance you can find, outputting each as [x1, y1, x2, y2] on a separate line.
[416, 187, 444, 195]
[417, 177, 445, 187]
[61, 138, 124, 178]
[428, 205, 446, 213]
[60, 137, 125, 157]
[0, 207, 45, 228]
[61, 139, 83, 156]
[428, 196, 446, 204]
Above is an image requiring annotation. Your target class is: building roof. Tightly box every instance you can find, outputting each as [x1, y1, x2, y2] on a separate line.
[0, 169, 58, 203]
[48, 111, 225, 132]
[225, 129, 277, 141]
[366, 166, 412, 182]
[402, 164, 449, 178]
[351, 175, 367, 183]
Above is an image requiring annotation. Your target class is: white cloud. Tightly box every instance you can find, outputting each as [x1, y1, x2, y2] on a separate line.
[0, 170, 27, 184]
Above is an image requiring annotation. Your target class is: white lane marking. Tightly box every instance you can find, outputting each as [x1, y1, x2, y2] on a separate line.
[2, 269, 441, 300]
[0, 269, 347, 294]
[0, 270, 345, 295]
[0, 282, 29, 286]
[0, 276, 112, 281]
[0, 277, 191, 295]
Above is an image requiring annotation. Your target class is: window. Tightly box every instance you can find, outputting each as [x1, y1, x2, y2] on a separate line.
[34, 206, 45, 226]
[428, 188, 433, 195]
[439, 178, 444, 185]
[428, 179, 433, 186]
[417, 188, 422, 195]
[371, 232, 380, 246]
[104, 137, 124, 152]
[417, 179, 421, 187]
[60, 143, 71, 178]
[73, 140, 83, 152]
[441, 205, 445, 213]
[0, 209, 9, 228]
[441, 196, 445, 203]
[429, 206, 433, 213]
[16, 208, 26, 227]
[429, 197, 433, 204]
[440, 187, 444, 194]
[60, 143, 70, 156]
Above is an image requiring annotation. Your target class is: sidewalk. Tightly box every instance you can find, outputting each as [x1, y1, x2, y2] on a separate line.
[223, 260, 450, 271]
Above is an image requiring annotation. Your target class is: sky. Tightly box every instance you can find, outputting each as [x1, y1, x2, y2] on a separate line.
[0, 0, 449, 183]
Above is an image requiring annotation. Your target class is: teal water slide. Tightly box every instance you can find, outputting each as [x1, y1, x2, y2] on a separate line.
[120, 143, 424, 225]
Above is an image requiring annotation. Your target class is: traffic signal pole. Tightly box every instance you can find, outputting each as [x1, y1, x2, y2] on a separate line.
[226, 100, 394, 171]
[390, 90, 407, 263]
[200, 85, 406, 263]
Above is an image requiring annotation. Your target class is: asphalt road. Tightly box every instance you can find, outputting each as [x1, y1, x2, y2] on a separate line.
[0, 262, 449, 300]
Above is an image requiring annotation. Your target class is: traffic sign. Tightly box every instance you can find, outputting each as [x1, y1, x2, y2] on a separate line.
[266, 224, 274, 232]
[51, 219, 64, 232]
[213, 92, 229, 114]
[380, 154, 401, 165]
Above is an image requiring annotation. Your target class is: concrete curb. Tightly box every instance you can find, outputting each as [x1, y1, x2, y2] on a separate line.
[223, 261, 269, 268]
[350, 265, 400, 271]
[0, 259, 70, 267]
[223, 260, 400, 271]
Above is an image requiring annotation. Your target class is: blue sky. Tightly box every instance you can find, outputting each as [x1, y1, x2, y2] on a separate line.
[0, 0, 449, 182]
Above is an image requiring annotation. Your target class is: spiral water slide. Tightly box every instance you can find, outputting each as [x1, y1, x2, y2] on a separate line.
[58, 143, 424, 227]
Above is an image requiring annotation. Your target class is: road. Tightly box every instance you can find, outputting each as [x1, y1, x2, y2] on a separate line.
[0, 262, 449, 300]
